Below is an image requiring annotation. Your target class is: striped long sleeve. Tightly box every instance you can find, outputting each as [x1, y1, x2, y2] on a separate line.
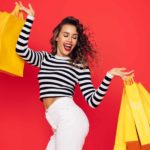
[15, 15, 114, 109]
[78, 67, 114, 109]
[16, 15, 46, 68]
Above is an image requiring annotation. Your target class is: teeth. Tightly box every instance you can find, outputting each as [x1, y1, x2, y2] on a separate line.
[64, 44, 72, 48]
[65, 46, 71, 48]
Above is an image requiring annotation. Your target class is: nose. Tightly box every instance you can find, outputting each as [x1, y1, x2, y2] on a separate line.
[67, 36, 72, 43]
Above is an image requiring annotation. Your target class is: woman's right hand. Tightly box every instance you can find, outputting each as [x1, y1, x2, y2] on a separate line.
[108, 67, 134, 80]
[15, 1, 35, 17]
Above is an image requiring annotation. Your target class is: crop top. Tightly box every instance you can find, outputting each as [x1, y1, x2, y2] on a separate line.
[16, 15, 114, 109]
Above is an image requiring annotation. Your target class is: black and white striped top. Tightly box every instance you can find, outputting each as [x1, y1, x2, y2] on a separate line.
[16, 15, 114, 109]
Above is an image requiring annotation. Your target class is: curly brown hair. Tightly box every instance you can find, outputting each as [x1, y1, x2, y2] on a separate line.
[50, 16, 96, 68]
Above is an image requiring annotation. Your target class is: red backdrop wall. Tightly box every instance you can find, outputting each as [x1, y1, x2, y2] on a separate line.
[0, 0, 150, 149]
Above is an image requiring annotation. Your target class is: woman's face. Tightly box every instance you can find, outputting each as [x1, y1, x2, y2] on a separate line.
[56, 24, 78, 57]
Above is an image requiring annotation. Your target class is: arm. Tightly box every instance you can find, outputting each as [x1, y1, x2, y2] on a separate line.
[15, 2, 46, 68]
[78, 67, 114, 109]
[16, 15, 46, 68]
[79, 66, 134, 109]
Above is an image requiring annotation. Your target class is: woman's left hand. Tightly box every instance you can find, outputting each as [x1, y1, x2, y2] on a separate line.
[108, 68, 134, 80]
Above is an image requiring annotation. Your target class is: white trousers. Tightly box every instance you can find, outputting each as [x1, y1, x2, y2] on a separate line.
[45, 96, 89, 150]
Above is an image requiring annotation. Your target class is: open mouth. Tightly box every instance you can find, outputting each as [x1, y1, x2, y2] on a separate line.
[63, 43, 72, 51]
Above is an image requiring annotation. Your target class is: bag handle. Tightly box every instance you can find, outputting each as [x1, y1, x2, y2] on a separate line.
[11, 4, 24, 20]
[124, 76, 135, 85]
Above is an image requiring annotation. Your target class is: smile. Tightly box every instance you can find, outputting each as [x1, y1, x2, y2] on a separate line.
[63, 43, 72, 51]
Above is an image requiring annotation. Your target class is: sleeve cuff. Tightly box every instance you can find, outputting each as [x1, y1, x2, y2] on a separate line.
[106, 72, 114, 79]
[26, 15, 35, 21]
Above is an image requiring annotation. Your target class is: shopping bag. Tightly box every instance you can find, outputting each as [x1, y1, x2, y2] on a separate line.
[114, 88, 139, 150]
[114, 77, 150, 150]
[124, 80, 141, 150]
[124, 89, 139, 143]
[137, 83, 150, 125]
[125, 78, 150, 146]
[113, 89, 126, 150]
[0, 4, 25, 77]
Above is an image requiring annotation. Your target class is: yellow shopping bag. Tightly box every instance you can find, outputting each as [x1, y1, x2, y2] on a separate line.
[137, 83, 150, 125]
[113, 89, 126, 150]
[114, 88, 139, 150]
[0, 4, 25, 77]
[114, 77, 150, 150]
[124, 89, 139, 143]
[125, 78, 150, 146]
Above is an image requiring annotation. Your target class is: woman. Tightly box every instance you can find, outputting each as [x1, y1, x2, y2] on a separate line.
[16, 2, 134, 150]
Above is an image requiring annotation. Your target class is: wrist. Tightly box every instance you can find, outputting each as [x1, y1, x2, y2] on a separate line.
[27, 14, 35, 20]
[106, 71, 114, 79]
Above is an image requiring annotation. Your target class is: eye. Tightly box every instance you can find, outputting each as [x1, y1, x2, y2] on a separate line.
[63, 33, 68, 37]
[72, 35, 78, 40]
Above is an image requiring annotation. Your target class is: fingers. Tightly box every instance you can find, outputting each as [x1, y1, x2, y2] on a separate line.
[122, 76, 128, 81]
[19, 1, 23, 7]
[124, 72, 134, 77]
[28, 3, 33, 11]
[124, 70, 134, 75]
[117, 67, 134, 75]
[118, 67, 127, 71]
[15, 1, 31, 10]
[15, 1, 22, 7]
[109, 67, 135, 80]
[122, 72, 135, 81]
[28, 3, 35, 16]
[118, 68, 135, 80]
[15, 1, 34, 16]
[15, 1, 24, 11]
[19, 1, 33, 9]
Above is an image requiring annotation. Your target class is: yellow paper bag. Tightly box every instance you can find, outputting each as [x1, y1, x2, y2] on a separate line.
[124, 89, 138, 143]
[137, 83, 150, 125]
[0, 4, 25, 77]
[125, 79, 150, 145]
[113, 89, 126, 150]
[114, 88, 138, 150]
[114, 77, 150, 150]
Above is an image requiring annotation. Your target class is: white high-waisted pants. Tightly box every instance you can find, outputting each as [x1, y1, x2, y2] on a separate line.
[45, 96, 89, 150]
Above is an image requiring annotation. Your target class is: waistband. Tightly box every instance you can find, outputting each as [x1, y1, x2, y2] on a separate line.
[45, 96, 75, 113]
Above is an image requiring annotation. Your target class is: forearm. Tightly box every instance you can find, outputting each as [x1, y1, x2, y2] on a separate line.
[16, 15, 34, 56]
[86, 72, 114, 109]
[16, 15, 46, 67]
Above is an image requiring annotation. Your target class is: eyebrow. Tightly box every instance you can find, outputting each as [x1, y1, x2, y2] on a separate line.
[63, 32, 78, 35]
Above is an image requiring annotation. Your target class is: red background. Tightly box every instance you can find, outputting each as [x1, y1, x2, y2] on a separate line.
[0, 0, 150, 149]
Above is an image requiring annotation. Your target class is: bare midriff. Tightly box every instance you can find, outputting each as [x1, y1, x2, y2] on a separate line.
[43, 97, 59, 110]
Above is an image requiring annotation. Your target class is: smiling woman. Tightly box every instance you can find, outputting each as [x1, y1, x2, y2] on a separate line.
[14, 1, 134, 150]
[50, 16, 96, 68]
[56, 24, 78, 56]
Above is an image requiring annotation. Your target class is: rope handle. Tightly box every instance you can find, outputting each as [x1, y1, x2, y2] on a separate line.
[124, 75, 135, 85]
